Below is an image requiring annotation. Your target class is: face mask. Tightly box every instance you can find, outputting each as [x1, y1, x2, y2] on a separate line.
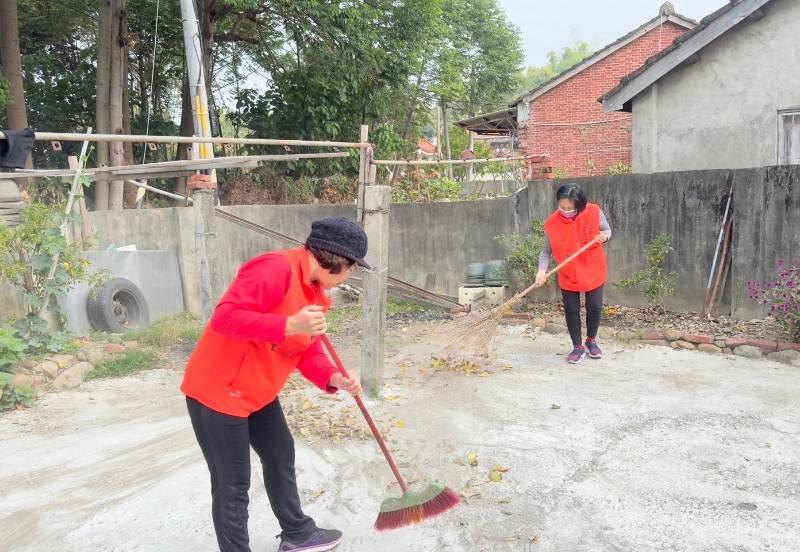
[559, 207, 577, 219]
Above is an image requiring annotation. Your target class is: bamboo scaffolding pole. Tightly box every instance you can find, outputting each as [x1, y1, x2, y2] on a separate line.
[0, 130, 369, 149]
[0, 152, 352, 181]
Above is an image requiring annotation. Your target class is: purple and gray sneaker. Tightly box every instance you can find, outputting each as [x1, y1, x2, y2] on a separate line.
[278, 528, 342, 552]
[567, 345, 586, 364]
[585, 339, 602, 359]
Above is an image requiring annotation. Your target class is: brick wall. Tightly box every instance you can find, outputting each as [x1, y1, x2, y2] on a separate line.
[521, 21, 688, 178]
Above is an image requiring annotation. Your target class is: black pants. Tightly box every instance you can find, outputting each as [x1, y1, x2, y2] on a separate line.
[187, 397, 316, 552]
[561, 285, 604, 346]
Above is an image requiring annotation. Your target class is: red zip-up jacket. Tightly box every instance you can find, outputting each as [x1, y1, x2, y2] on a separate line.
[181, 248, 338, 417]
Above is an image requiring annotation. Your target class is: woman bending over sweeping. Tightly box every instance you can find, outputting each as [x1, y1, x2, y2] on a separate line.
[535, 183, 612, 364]
[181, 217, 368, 552]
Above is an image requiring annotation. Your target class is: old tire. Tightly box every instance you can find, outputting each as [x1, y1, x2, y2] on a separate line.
[87, 278, 149, 332]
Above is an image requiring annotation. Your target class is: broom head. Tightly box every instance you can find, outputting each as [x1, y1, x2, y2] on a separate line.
[374, 482, 461, 531]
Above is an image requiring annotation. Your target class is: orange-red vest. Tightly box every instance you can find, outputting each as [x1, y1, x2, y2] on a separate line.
[181, 248, 330, 416]
[544, 202, 608, 292]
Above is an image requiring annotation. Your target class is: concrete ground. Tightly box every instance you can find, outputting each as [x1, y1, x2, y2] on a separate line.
[1, 323, 799, 552]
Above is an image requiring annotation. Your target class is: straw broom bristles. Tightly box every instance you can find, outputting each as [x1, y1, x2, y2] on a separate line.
[450, 239, 600, 355]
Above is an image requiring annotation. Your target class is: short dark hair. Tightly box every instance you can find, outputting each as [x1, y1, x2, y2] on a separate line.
[556, 183, 588, 213]
[306, 246, 354, 275]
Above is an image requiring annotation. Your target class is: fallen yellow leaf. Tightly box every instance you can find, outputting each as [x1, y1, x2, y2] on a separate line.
[489, 470, 503, 482]
[494, 464, 511, 473]
[393, 420, 406, 429]
[467, 453, 478, 467]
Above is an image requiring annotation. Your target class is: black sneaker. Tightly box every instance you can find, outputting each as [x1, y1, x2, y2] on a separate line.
[585, 339, 602, 359]
[278, 528, 342, 552]
[567, 345, 586, 364]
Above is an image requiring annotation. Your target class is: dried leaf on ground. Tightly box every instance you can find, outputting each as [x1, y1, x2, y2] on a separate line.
[467, 452, 478, 467]
[489, 470, 503, 482]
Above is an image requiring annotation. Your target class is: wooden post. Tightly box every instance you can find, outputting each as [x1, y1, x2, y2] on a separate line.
[356, 125, 369, 225]
[466, 131, 475, 183]
[361, 185, 390, 397]
[442, 101, 453, 180]
[188, 174, 217, 322]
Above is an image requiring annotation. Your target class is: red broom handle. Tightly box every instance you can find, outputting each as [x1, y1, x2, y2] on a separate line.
[319, 334, 409, 493]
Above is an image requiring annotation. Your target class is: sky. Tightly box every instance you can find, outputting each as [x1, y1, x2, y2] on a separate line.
[498, 0, 728, 66]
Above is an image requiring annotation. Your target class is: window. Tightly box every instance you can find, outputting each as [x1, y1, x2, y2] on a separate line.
[778, 110, 800, 165]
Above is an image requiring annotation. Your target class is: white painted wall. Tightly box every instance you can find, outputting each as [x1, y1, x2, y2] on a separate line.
[632, 0, 800, 173]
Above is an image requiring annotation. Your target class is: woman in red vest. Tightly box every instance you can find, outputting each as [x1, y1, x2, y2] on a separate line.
[535, 184, 611, 364]
[181, 217, 368, 552]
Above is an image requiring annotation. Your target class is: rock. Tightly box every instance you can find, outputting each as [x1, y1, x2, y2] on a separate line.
[22, 359, 37, 369]
[777, 342, 800, 353]
[723, 348, 732, 354]
[640, 339, 671, 348]
[674, 340, 696, 350]
[736, 503, 758, 511]
[641, 330, 665, 341]
[104, 343, 127, 354]
[531, 318, 546, 329]
[665, 329, 683, 341]
[670, 341, 681, 350]
[124, 340, 139, 350]
[734, 345, 763, 360]
[767, 350, 800, 365]
[725, 337, 748, 349]
[9, 373, 33, 390]
[683, 334, 714, 345]
[714, 341, 727, 349]
[87, 349, 105, 365]
[31, 375, 48, 389]
[76, 350, 88, 362]
[745, 338, 777, 353]
[698, 344, 722, 354]
[617, 330, 642, 342]
[52, 362, 94, 390]
[543, 323, 567, 335]
[33, 361, 60, 379]
[52, 354, 77, 370]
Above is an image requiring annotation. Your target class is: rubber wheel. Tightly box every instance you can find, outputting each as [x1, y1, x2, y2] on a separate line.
[87, 278, 150, 332]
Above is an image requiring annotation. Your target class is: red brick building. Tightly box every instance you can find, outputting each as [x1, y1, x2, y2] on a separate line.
[458, 4, 695, 178]
[519, 8, 694, 177]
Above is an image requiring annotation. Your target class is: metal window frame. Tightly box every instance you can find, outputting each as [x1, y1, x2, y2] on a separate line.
[777, 108, 800, 165]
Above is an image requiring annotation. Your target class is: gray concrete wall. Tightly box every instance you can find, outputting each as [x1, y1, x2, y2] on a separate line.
[389, 198, 518, 297]
[531, 166, 799, 317]
[632, 0, 800, 173]
[529, 172, 733, 311]
[730, 165, 800, 318]
[89, 204, 355, 315]
[1, 166, 793, 323]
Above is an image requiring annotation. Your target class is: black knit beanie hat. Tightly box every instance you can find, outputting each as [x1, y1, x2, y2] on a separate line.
[306, 217, 370, 269]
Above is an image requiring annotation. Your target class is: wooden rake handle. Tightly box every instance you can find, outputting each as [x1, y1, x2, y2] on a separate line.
[514, 238, 601, 304]
[319, 334, 409, 493]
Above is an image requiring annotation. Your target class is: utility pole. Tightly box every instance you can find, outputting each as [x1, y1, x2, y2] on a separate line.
[180, 0, 217, 321]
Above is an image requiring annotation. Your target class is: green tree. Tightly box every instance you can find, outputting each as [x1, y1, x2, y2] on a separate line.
[512, 41, 595, 100]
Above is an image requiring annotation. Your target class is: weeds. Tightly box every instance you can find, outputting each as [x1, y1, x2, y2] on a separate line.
[126, 312, 201, 348]
[86, 349, 160, 380]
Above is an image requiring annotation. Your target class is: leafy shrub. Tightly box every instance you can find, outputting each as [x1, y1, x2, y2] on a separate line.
[615, 235, 676, 310]
[497, 220, 546, 290]
[747, 259, 800, 342]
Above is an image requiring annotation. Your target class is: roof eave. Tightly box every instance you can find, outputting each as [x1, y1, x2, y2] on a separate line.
[510, 13, 697, 108]
[601, 0, 774, 112]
